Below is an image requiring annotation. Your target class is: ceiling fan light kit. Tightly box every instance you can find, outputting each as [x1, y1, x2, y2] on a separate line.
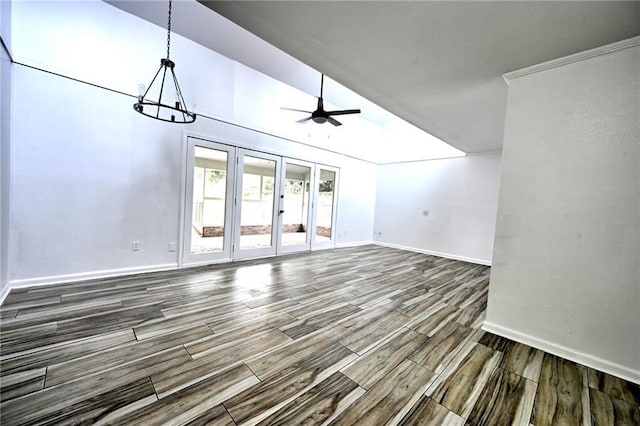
[134, 0, 196, 124]
[282, 74, 361, 127]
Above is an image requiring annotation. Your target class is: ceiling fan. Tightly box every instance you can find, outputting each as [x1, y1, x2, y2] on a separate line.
[282, 74, 361, 126]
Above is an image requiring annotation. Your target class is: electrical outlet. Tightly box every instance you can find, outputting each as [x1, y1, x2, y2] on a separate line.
[132, 241, 140, 251]
[168, 242, 177, 252]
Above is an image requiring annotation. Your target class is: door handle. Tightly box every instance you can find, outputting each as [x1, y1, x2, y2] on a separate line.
[279, 210, 285, 214]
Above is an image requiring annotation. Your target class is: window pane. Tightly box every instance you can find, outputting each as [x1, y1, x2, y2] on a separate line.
[282, 164, 311, 246]
[240, 156, 276, 249]
[204, 169, 226, 198]
[242, 174, 261, 200]
[316, 169, 335, 240]
[191, 147, 227, 254]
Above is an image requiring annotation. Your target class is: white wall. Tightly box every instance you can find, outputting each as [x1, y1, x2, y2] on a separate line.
[0, 0, 10, 49]
[7, 1, 376, 286]
[373, 153, 501, 264]
[0, 0, 12, 301]
[486, 41, 640, 383]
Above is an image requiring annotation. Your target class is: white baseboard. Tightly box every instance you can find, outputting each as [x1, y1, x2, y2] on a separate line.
[2, 243, 375, 298]
[373, 241, 491, 266]
[0, 283, 11, 306]
[482, 321, 640, 385]
[8, 263, 179, 290]
[334, 240, 375, 249]
[2, 243, 374, 295]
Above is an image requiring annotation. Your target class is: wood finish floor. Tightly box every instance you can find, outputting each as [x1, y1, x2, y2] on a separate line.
[1, 245, 638, 425]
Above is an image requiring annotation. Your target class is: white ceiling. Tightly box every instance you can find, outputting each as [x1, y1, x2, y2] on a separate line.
[110, 1, 640, 155]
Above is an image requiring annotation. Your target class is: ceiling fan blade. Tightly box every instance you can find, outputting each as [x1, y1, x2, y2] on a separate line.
[326, 109, 361, 116]
[281, 107, 312, 113]
[327, 117, 342, 126]
[284, 74, 359, 127]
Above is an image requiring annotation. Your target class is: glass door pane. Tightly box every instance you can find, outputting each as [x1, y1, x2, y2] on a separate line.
[183, 138, 235, 265]
[313, 166, 339, 249]
[191, 147, 228, 254]
[278, 160, 313, 253]
[234, 150, 281, 259]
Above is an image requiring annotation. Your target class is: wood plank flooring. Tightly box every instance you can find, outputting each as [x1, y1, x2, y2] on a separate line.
[1, 245, 638, 425]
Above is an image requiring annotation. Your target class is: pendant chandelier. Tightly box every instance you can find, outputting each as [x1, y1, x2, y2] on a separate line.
[133, 0, 196, 123]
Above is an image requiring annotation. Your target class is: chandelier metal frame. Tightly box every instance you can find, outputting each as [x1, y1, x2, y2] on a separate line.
[133, 0, 196, 124]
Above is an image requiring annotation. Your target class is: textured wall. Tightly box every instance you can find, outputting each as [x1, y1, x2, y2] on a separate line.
[487, 42, 640, 383]
[374, 153, 501, 264]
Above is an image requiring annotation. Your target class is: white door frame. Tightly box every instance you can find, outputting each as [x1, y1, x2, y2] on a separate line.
[277, 158, 315, 254]
[180, 136, 237, 267]
[311, 164, 340, 250]
[180, 134, 341, 265]
[233, 148, 283, 260]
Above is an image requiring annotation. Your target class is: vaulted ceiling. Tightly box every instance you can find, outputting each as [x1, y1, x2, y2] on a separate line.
[111, 1, 640, 154]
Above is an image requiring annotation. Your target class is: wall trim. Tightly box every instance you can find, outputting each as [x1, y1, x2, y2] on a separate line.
[4, 243, 375, 296]
[2, 241, 488, 302]
[0, 284, 10, 306]
[13, 60, 377, 167]
[191, 108, 377, 166]
[482, 321, 640, 385]
[373, 153, 467, 166]
[465, 149, 503, 158]
[503, 35, 640, 83]
[373, 241, 491, 266]
[335, 240, 375, 249]
[0, 29, 12, 309]
[0, 32, 13, 62]
[8, 263, 179, 290]
[182, 258, 233, 269]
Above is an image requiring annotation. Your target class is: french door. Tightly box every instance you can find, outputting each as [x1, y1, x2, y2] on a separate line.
[182, 139, 236, 266]
[277, 159, 314, 254]
[182, 136, 338, 266]
[312, 165, 339, 250]
[233, 149, 282, 260]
